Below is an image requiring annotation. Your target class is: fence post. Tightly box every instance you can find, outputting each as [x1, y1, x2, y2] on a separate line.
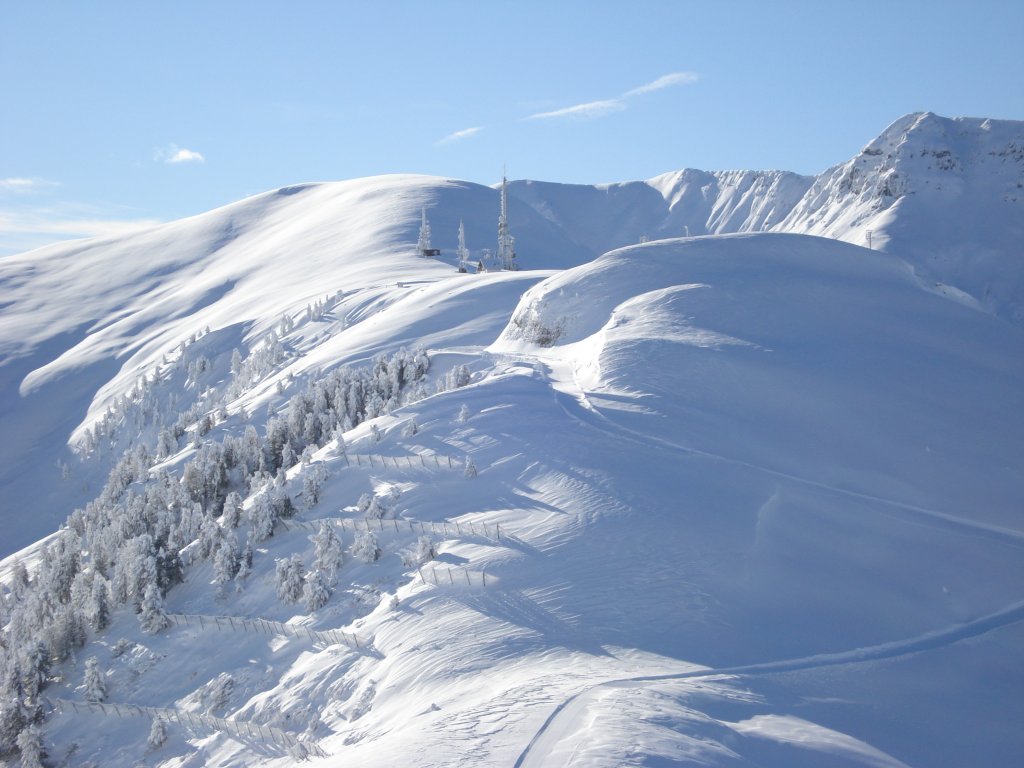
[464, 569, 471, 586]
[447, 455, 453, 468]
[393, 518, 398, 532]
[448, 569, 454, 585]
[482, 569, 487, 587]
[199, 615, 205, 630]
[456, 520, 462, 535]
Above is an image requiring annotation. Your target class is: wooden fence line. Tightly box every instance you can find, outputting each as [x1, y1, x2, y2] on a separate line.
[280, 514, 503, 543]
[166, 613, 369, 655]
[50, 697, 326, 758]
[415, 565, 489, 589]
[342, 452, 457, 471]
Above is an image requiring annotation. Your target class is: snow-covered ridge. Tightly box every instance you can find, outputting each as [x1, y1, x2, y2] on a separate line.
[509, 112, 1024, 323]
[0, 113, 1022, 767]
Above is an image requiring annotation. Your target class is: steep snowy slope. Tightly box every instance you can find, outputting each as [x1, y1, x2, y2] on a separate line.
[0, 175, 585, 554]
[15, 233, 1024, 768]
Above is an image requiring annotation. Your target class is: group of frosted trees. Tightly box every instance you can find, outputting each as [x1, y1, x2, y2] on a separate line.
[0, 347, 430, 758]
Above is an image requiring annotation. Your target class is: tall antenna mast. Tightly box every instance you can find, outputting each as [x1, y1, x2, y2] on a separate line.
[456, 219, 469, 273]
[497, 167, 517, 271]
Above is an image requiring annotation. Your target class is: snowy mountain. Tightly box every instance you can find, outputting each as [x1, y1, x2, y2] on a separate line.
[1, 114, 1022, 767]
[509, 112, 1024, 323]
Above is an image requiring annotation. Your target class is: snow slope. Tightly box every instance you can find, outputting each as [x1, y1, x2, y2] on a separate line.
[8, 232, 1022, 767]
[0, 175, 581, 553]
[1, 114, 1022, 768]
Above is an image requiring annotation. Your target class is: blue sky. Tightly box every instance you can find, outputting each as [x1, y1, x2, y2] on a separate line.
[1, 0, 1021, 255]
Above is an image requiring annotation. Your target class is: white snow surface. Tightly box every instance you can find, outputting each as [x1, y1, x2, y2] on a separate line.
[1, 113, 1023, 767]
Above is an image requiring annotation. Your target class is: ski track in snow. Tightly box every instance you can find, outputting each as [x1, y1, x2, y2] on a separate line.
[513, 597, 1024, 767]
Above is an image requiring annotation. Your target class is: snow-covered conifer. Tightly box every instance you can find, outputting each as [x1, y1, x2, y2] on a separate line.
[221, 491, 242, 529]
[302, 462, 329, 510]
[403, 418, 419, 437]
[138, 583, 170, 634]
[83, 656, 106, 703]
[213, 530, 241, 590]
[464, 456, 477, 478]
[0, 695, 26, 755]
[352, 531, 381, 563]
[16, 724, 45, 768]
[369, 423, 382, 443]
[275, 554, 305, 604]
[249, 493, 276, 542]
[310, 522, 342, 585]
[457, 403, 470, 423]
[89, 575, 111, 631]
[281, 441, 296, 469]
[303, 568, 331, 612]
[148, 717, 168, 750]
[408, 535, 436, 566]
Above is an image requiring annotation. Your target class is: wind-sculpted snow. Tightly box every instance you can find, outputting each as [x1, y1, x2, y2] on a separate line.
[0, 117, 1022, 767]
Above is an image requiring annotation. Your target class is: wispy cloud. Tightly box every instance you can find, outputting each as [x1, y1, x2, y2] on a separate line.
[437, 126, 483, 145]
[0, 177, 60, 194]
[526, 99, 626, 121]
[624, 71, 700, 97]
[526, 71, 700, 121]
[155, 144, 206, 164]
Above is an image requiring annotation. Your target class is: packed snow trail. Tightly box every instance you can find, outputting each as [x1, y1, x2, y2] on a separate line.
[513, 597, 1024, 767]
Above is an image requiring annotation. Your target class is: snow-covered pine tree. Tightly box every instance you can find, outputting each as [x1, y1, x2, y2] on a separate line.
[249, 492, 276, 542]
[138, 583, 170, 634]
[213, 529, 241, 593]
[464, 456, 477, 478]
[148, 717, 168, 750]
[310, 522, 343, 585]
[83, 656, 106, 703]
[302, 462, 329, 510]
[221, 491, 242, 529]
[352, 531, 381, 563]
[275, 554, 305, 604]
[303, 568, 331, 611]
[15, 724, 45, 768]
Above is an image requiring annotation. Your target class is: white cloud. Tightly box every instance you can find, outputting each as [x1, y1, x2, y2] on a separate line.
[437, 126, 483, 145]
[624, 71, 700, 97]
[0, 177, 60, 194]
[526, 71, 700, 122]
[155, 144, 206, 164]
[526, 99, 626, 121]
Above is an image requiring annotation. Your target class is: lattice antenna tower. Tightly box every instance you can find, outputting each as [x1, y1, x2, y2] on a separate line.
[497, 168, 517, 271]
